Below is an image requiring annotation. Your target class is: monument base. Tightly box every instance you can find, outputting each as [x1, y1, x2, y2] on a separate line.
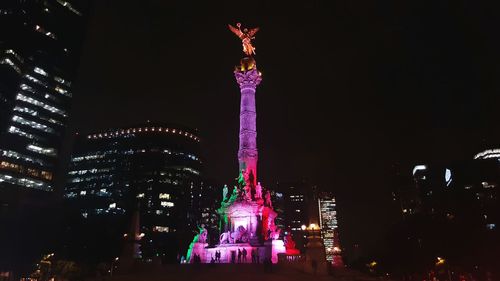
[187, 240, 286, 264]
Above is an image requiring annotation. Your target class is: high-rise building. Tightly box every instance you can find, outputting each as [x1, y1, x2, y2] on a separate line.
[0, 0, 88, 197]
[391, 153, 500, 270]
[318, 192, 342, 265]
[64, 123, 204, 262]
[276, 182, 315, 251]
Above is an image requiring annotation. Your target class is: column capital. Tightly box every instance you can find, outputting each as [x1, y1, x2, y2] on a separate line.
[234, 68, 262, 89]
[234, 57, 262, 89]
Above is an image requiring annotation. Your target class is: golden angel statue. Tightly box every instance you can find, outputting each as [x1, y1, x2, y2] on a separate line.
[228, 22, 259, 56]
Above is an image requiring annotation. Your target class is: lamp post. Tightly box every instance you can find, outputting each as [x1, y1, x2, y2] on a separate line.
[304, 223, 326, 274]
[110, 257, 119, 276]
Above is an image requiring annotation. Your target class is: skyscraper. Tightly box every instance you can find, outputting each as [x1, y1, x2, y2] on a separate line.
[0, 0, 88, 196]
[318, 192, 342, 265]
[64, 123, 203, 262]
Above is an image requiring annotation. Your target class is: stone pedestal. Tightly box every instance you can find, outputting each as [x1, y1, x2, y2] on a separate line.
[187, 242, 208, 263]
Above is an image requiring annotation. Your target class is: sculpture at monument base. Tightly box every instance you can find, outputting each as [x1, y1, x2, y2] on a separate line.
[186, 226, 208, 263]
[284, 233, 301, 255]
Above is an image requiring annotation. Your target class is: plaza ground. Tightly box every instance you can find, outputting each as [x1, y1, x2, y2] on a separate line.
[105, 264, 380, 281]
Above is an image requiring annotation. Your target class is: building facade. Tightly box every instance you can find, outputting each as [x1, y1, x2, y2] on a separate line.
[0, 0, 88, 196]
[64, 123, 204, 262]
[318, 192, 342, 265]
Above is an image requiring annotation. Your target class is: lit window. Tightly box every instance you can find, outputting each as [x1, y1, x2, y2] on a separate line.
[161, 201, 174, 207]
[27, 144, 57, 156]
[80, 190, 86, 196]
[153, 226, 169, 233]
[159, 193, 170, 199]
[54, 76, 71, 87]
[56, 0, 82, 16]
[55, 86, 71, 97]
[34, 67, 48, 76]
[109, 203, 116, 209]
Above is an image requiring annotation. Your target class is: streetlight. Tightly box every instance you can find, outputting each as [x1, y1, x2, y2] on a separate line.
[110, 257, 119, 276]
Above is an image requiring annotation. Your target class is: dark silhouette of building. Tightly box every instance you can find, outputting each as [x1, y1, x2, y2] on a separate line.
[389, 151, 500, 275]
[0, 1, 89, 275]
[0, 0, 89, 200]
[64, 123, 205, 262]
[274, 181, 318, 252]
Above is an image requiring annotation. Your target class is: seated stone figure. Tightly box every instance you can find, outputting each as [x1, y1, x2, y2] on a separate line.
[219, 226, 250, 244]
[219, 231, 234, 244]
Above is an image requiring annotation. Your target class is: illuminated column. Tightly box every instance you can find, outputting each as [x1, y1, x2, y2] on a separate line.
[234, 57, 262, 186]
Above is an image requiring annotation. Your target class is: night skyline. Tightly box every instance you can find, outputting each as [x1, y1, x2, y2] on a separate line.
[67, 1, 500, 256]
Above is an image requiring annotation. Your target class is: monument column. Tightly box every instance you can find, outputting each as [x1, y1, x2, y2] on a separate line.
[234, 57, 262, 186]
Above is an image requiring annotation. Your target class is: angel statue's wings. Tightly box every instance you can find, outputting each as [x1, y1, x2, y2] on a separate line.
[228, 24, 259, 39]
[246, 27, 259, 38]
[228, 24, 244, 39]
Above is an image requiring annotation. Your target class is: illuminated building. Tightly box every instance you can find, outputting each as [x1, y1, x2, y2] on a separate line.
[318, 192, 343, 266]
[0, 0, 88, 197]
[64, 123, 204, 261]
[275, 182, 318, 252]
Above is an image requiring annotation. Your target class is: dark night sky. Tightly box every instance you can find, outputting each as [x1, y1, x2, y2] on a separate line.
[67, 0, 500, 257]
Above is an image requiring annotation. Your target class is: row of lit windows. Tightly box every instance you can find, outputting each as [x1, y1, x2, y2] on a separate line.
[8, 126, 44, 141]
[32, 66, 72, 96]
[54, 76, 71, 87]
[86, 127, 200, 142]
[0, 161, 53, 180]
[0, 149, 50, 167]
[14, 106, 64, 126]
[16, 93, 67, 116]
[0, 58, 21, 74]
[72, 153, 106, 162]
[25, 74, 49, 88]
[68, 167, 113, 175]
[34, 25, 57, 40]
[12, 115, 57, 134]
[56, 0, 82, 16]
[23, 76, 71, 101]
[69, 174, 114, 183]
[71, 149, 200, 164]
[5, 49, 24, 63]
[27, 144, 57, 156]
[0, 173, 52, 191]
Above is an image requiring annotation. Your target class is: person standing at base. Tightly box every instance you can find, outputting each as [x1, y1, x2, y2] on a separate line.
[242, 248, 247, 262]
[251, 249, 256, 263]
[237, 248, 242, 263]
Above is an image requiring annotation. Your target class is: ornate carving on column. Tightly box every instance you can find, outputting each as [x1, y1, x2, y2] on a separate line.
[234, 68, 262, 88]
[234, 57, 262, 188]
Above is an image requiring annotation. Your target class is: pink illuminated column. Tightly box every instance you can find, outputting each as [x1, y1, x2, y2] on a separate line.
[234, 58, 262, 186]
